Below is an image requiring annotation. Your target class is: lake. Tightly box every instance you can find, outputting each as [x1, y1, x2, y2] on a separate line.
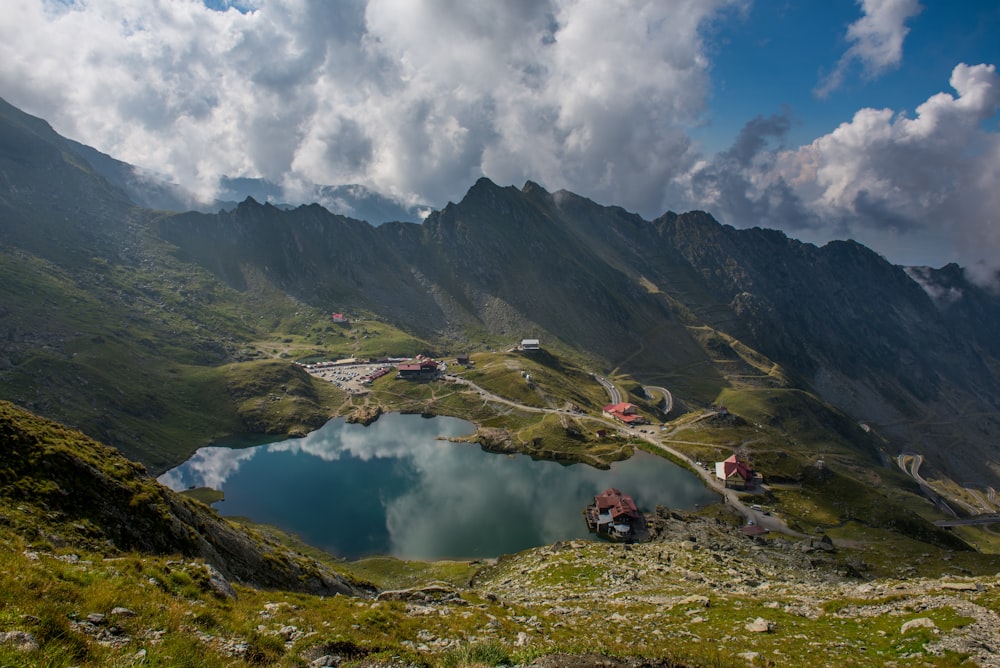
[158, 413, 717, 560]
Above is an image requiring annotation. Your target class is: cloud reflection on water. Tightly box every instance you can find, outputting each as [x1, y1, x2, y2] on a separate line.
[158, 414, 716, 559]
[158, 445, 259, 491]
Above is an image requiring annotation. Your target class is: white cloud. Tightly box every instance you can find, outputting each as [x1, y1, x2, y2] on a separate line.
[816, 0, 923, 98]
[5, 2, 997, 280]
[0, 0, 736, 212]
[688, 63, 1000, 283]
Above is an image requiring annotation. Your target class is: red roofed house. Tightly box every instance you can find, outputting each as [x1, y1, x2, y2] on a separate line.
[715, 454, 756, 489]
[331, 312, 349, 324]
[397, 358, 440, 379]
[602, 402, 648, 425]
[585, 488, 642, 540]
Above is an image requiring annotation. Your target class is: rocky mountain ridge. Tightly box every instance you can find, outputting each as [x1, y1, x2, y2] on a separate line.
[159, 178, 1000, 488]
[3, 93, 1000, 490]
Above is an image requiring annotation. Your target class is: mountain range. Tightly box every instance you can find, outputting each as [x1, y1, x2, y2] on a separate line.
[5, 94, 1000, 666]
[160, 168, 1000, 492]
[62, 128, 427, 223]
[2, 94, 999, 489]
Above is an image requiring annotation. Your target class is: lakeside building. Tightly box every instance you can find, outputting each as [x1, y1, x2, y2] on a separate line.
[715, 454, 758, 489]
[603, 402, 648, 425]
[584, 488, 643, 541]
[397, 358, 440, 379]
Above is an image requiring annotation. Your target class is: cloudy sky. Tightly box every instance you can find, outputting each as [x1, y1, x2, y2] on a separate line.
[1, 1, 999, 278]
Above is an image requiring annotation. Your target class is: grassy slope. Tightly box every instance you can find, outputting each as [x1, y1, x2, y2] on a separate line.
[4, 221, 986, 553]
[0, 232, 359, 472]
[3, 483, 999, 667]
[2, 396, 998, 668]
[0, 401, 369, 595]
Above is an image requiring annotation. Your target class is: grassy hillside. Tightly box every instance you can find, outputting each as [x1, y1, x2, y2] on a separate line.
[3, 399, 1000, 668]
[0, 239, 341, 472]
[0, 401, 368, 593]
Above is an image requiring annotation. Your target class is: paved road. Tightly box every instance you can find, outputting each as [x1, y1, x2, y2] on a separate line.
[965, 487, 993, 514]
[594, 375, 621, 404]
[644, 385, 673, 414]
[454, 371, 806, 539]
[898, 452, 959, 517]
[645, 433, 806, 538]
[935, 514, 1000, 527]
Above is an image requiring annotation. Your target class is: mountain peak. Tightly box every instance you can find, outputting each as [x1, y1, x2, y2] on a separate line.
[522, 180, 549, 196]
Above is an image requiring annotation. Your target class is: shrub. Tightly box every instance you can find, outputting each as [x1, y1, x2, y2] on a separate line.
[440, 639, 512, 667]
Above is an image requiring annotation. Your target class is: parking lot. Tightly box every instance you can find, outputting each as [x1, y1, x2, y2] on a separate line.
[301, 362, 393, 394]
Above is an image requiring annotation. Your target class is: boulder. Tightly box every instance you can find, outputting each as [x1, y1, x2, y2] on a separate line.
[745, 617, 773, 633]
[205, 563, 237, 600]
[0, 631, 39, 652]
[901, 617, 936, 634]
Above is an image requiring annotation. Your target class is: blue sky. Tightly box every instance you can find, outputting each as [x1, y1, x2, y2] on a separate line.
[1, 1, 999, 278]
[702, 1, 1000, 150]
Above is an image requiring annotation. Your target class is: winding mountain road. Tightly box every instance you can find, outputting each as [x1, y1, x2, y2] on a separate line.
[594, 375, 621, 404]
[648, 430, 806, 537]
[897, 452, 959, 518]
[644, 385, 673, 413]
[935, 514, 1000, 527]
[455, 371, 804, 538]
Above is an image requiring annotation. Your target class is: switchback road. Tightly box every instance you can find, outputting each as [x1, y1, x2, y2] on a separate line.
[644, 385, 673, 413]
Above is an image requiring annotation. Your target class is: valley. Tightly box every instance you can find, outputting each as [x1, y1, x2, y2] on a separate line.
[3, 95, 1000, 666]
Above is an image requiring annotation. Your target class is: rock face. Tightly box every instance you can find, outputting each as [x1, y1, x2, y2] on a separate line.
[475, 427, 518, 454]
[901, 617, 936, 634]
[376, 585, 462, 604]
[0, 631, 39, 653]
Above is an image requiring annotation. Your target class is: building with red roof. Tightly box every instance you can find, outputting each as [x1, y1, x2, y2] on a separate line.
[602, 402, 647, 425]
[585, 488, 642, 540]
[715, 454, 756, 489]
[397, 358, 440, 379]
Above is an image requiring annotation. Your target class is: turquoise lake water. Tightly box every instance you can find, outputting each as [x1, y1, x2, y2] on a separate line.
[158, 413, 717, 560]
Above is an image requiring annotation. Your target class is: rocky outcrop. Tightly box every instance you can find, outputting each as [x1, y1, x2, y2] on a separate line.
[346, 404, 382, 425]
[474, 427, 518, 454]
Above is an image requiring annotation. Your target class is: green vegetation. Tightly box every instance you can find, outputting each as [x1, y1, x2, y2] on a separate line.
[338, 557, 483, 591]
[180, 487, 225, 505]
[5, 100, 1000, 666]
[6, 392, 999, 667]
